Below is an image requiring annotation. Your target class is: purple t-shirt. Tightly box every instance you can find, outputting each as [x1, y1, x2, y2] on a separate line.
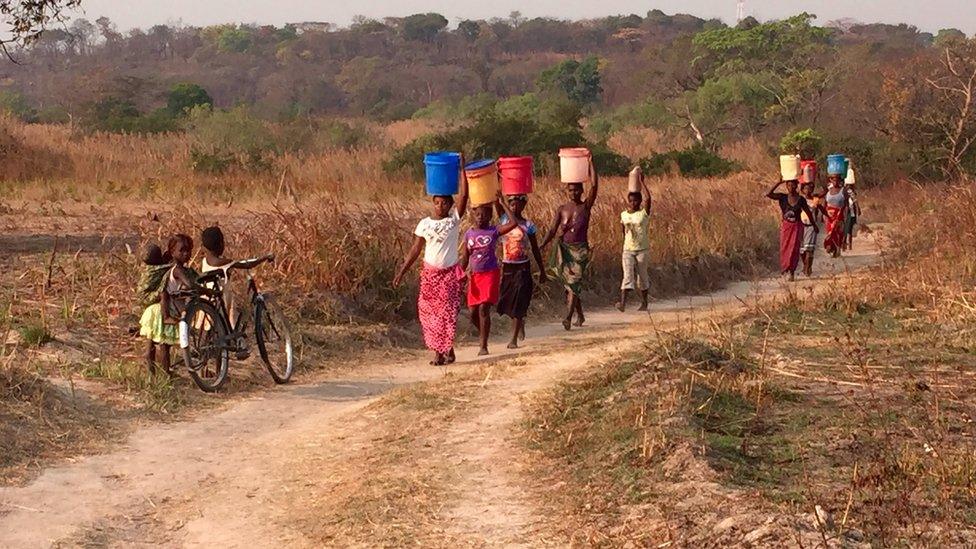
[465, 227, 500, 273]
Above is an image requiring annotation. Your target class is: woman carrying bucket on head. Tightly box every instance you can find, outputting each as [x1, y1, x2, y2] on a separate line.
[493, 156, 548, 349]
[823, 155, 849, 258]
[393, 152, 469, 366]
[769, 155, 818, 281]
[843, 165, 861, 251]
[541, 148, 599, 331]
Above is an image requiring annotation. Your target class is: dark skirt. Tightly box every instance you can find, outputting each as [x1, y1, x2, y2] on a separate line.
[497, 263, 533, 319]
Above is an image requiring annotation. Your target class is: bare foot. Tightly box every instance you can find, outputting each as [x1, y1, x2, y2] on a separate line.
[507, 341, 518, 349]
[615, 302, 625, 312]
[444, 349, 456, 364]
[478, 347, 489, 356]
[429, 352, 445, 366]
[519, 326, 526, 341]
[637, 303, 648, 311]
[562, 318, 572, 331]
[574, 316, 585, 327]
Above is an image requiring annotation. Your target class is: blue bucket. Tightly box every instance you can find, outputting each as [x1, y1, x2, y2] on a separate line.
[424, 152, 461, 196]
[826, 154, 846, 176]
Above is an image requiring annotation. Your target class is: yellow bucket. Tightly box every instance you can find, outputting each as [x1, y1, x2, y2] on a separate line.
[465, 160, 498, 206]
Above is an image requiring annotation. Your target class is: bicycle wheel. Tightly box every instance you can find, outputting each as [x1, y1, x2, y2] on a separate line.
[181, 299, 231, 392]
[254, 294, 294, 384]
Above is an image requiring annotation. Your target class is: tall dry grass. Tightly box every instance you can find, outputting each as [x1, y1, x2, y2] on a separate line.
[1, 116, 780, 326]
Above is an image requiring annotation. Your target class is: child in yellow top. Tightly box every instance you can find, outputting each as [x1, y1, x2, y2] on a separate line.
[617, 176, 652, 312]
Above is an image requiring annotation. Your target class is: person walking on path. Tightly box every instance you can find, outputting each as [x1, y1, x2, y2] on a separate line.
[495, 194, 548, 349]
[393, 169, 470, 366]
[542, 157, 599, 331]
[767, 179, 818, 281]
[616, 173, 652, 312]
[823, 174, 848, 257]
[800, 182, 826, 277]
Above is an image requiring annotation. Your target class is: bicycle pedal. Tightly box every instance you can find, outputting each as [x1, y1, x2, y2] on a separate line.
[235, 349, 251, 360]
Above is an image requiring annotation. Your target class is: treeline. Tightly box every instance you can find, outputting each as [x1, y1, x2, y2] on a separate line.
[1, 10, 975, 180]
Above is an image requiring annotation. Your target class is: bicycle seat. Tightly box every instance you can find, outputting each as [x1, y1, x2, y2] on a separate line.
[196, 270, 226, 286]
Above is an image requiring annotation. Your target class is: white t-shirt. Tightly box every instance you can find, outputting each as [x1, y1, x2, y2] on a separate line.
[414, 210, 461, 269]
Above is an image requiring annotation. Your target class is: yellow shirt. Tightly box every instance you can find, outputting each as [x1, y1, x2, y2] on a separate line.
[620, 209, 650, 252]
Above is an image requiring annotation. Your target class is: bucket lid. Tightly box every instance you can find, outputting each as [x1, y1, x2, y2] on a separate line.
[559, 147, 591, 158]
[424, 151, 460, 164]
[464, 158, 496, 171]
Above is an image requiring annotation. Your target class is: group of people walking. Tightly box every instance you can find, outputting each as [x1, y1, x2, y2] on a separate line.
[393, 158, 654, 365]
[768, 170, 861, 281]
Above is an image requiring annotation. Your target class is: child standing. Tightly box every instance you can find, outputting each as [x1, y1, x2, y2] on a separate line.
[461, 198, 519, 356]
[495, 194, 547, 349]
[138, 234, 196, 376]
[617, 176, 652, 312]
[200, 225, 274, 359]
[393, 174, 469, 366]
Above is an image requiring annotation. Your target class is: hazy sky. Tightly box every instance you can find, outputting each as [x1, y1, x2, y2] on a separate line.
[70, 1, 975, 34]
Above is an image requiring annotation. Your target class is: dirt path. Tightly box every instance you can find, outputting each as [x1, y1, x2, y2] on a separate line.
[0, 232, 884, 547]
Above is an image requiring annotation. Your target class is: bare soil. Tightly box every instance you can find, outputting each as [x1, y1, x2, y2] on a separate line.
[0, 229, 884, 547]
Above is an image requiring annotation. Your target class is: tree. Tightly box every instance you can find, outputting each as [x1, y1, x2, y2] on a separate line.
[216, 26, 252, 53]
[457, 19, 481, 42]
[692, 13, 837, 126]
[167, 83, 213, 116]
[0, 0, 81, 58]
[935, 28, 967, 47]
[881, 40, 976, 177]
[538, 56, 603, 106]
[400, 13, 447, 43]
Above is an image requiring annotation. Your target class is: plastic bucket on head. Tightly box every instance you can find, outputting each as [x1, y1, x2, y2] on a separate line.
[826, 154, 846, 176]
[424, 151, 461, 196]
[558, 147, 591, 183]
[498, 156, 534, 195]
[800, 160, 817, 184]
[779, 154, 801, 180]
[627, 166, 643, 193]
[465, 159, 498, 206]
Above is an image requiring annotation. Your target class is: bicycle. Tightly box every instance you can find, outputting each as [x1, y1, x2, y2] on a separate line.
[176, 259, 295, 392]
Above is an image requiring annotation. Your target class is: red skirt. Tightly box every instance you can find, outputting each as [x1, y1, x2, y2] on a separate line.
[419, 263, 463, 354]
[824, 206, 845, 254]
[467, 268, 501, 307]
[779, 219, 802, 274]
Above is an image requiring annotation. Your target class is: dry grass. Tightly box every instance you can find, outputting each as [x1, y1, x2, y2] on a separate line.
[518, 179, 976, 546]
[0, 115, 781, 481]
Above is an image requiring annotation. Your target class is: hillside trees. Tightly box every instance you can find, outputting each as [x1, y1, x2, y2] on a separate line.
[0, 0, 80, 56]
[882, 38, 976, 177]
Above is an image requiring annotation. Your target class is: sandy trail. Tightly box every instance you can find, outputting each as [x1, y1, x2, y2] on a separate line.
[0, 232, 883, 547]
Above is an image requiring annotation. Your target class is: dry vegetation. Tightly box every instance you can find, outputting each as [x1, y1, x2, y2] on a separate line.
[520, 181, 976, 545]
[0, 114, 780, 480]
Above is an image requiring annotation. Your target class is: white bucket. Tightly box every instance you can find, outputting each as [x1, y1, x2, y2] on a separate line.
[779, 154, 801, 180]
[559, 148, 591, 183]
[627, 166, 643, 193]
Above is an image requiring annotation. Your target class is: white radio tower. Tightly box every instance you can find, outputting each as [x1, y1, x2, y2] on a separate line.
[736, 0, 746, 23]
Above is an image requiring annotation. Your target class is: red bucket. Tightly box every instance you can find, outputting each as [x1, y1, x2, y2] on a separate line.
[498, 156, 534, 195]
[800, 160, 818, 184]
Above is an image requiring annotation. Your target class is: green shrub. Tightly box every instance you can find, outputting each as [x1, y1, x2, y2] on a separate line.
[81, 98, 178, 134]
[17, 323, 52, 347]
[189, 147, 235, 174]
[35, 105, 70, 124]
[166, 83, 213, 116]
[387, 95, 630, 178]
[185, 105, 276, 172]
[780, 128, 823, 159]
[639, 146, 740, 178]
[0, 90, 37, 123]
